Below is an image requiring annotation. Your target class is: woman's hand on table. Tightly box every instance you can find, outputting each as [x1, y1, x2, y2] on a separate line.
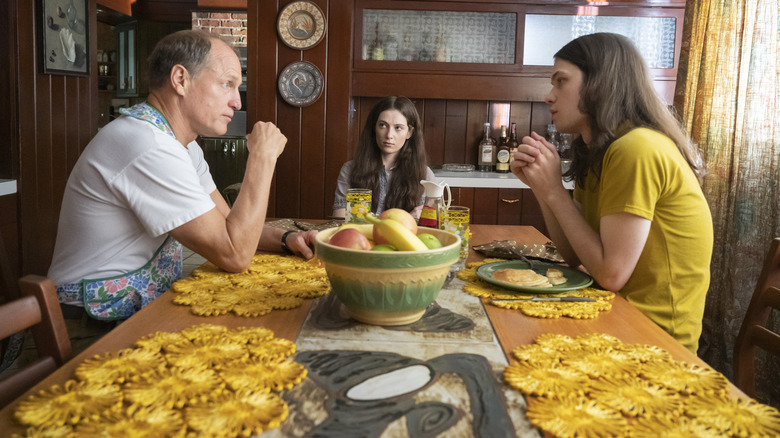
[286, 230, 318, 259]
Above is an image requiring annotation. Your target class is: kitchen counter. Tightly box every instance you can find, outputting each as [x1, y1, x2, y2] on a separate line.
[433, 169, 574, 190]
[0, 179, 17, 196]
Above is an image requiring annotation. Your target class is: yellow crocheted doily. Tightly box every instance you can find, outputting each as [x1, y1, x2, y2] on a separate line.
[457, 259, 615, 319]
[171, 254, 330, 317]
[504, 333, 780, 438]
[13, 324, 306, 437]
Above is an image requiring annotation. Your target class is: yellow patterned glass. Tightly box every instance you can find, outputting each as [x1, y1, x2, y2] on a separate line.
[440, 206, 470, 269]
[345, 188, 372, 224]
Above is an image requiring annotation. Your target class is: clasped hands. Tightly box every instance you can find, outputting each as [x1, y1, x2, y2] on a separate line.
[509, 131, 568, 202]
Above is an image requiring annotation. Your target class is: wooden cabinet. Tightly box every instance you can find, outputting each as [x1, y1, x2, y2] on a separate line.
[0, 194, 19, 301]
[198, 137, 248, 199]
[449, 187, 547, 236]
[352, 0, 685, 103]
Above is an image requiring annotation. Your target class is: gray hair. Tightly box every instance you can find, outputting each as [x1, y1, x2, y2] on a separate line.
[148, 30, 235, 90]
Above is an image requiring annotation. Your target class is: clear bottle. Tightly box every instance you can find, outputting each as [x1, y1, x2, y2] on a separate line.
[384, 33, 399, 61]
[400, 33, 415, 61]
[477, 122, 495, 172]
[558, 133, 573, 159]
[546, 124, 559, 150]
[434, 35, 447, 62]
[495, 125, 510, 173]
[508, 122, 520, 155]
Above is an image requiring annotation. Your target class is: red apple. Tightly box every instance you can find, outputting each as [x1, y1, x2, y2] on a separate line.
[373, 208, 417, 245]
[329, 228, 371, 250]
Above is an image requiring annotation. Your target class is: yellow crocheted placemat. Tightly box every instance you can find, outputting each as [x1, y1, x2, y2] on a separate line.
[504, 333, 780, 437]
[171, 254, 330, 317]
[456, 259, 615, 319]
[13, 324, 306, 437]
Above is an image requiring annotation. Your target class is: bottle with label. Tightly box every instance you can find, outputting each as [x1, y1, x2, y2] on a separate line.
[508, 122, 519, 155]
[419, 180, 451, 228]
[495, 125, 510, 173]
[477, 122, 495, 172]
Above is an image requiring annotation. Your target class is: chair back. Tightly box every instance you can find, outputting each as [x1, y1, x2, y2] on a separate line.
[733, 238, 780, 396]
[0, 275, 71, 408]
[223, 182, 242, 208]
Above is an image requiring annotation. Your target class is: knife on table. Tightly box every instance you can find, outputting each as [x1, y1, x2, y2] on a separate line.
[490, 297, 596, 303]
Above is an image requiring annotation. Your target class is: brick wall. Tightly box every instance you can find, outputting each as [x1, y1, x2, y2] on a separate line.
[192, 11, 247, 47]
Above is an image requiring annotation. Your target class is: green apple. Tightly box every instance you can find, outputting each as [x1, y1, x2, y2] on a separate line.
[371, 244, 398, 251]
[417, 233, 442, 249]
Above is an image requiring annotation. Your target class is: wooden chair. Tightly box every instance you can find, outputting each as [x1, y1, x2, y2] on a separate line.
[733, 238, 780, 397]
[0, 275, 71, 408]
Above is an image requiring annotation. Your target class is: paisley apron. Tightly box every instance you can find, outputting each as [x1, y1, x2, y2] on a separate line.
[56, 102, 183, 320]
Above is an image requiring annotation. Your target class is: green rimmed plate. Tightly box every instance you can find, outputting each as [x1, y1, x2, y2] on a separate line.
[476, 260, 593, 293]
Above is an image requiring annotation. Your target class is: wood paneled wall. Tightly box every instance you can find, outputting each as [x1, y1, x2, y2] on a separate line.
[246, 1, 555, 220]
[4, 0, 98, 289]
[351, 97, 553, 169]
[248, 0, 354, 220]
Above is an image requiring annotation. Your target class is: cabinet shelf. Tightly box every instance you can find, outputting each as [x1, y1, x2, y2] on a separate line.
[353, 0, 684, 102]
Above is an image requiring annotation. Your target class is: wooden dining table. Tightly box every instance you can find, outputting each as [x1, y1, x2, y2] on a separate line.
[0, 223, 742, 436]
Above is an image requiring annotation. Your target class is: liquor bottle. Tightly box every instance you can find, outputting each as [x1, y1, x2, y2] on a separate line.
[495, 125, 510, 173]
[434, 35, 447, 62]
[477, 122, 495, 172]
[546, 124, 559, 150]
[370, 22, 384, 61]
[508, 122, 520, 155]
[558, 133, 573, 159]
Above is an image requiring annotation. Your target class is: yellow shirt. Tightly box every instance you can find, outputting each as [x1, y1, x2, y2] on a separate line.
[574, 127, 713, 353]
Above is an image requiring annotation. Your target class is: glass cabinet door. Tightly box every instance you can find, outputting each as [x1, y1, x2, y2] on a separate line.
[361, 9, 517, 65]
[117, 22, 137, 97]
[354, 1, 523, 74]
[523, 12, 679, 70]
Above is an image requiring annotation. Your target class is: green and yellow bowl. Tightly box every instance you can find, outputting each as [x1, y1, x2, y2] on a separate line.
[315, 227, 461, 326]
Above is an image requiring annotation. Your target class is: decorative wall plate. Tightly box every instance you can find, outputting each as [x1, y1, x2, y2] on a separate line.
[278, 61, 324, 107]
[277, 1, 326, 50]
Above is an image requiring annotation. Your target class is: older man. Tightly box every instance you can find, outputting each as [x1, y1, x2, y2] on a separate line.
[48, 30, 316, 320]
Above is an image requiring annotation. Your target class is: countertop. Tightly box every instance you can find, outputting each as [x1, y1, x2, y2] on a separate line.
[0, 179, 17, 196]
[432, 169, 574, 190]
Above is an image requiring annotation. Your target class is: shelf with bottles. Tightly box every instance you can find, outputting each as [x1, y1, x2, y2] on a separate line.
[352, 1, 685, 102]
[355, 2, 521, 74]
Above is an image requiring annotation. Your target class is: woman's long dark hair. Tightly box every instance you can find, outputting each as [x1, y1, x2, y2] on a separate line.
[350, 96, 428, 213]
[555, 33, 705, 188]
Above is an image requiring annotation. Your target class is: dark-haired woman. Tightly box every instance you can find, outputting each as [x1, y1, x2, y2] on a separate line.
[332, 96, 435, 219]
[511, 33, 713, 353]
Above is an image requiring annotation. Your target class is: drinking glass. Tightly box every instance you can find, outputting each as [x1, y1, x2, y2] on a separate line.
[345, 188, 372, 224]
[440, 206, 470, 270]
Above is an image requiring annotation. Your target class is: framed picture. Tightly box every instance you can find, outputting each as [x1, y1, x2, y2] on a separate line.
[39, 0, 89, 76]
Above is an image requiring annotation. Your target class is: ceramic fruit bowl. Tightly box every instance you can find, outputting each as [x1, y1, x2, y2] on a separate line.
[315, 227, 461, 326]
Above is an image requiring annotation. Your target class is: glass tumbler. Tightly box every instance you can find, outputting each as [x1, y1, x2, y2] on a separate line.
[440, 206, 470, 270]
[345, 188, 372, 224]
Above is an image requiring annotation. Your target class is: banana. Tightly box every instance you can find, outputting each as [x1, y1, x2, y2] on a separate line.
[337, 223, 374, 241]
[365, 214, 428, 251]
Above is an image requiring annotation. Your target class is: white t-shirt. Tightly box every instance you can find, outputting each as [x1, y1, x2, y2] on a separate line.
[48, 115, 217, 300]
